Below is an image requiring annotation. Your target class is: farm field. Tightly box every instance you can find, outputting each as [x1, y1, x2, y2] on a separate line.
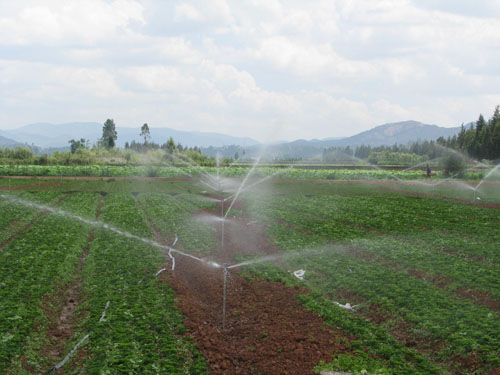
[0, 173, 499, 374]
[0, 163, 490, 181]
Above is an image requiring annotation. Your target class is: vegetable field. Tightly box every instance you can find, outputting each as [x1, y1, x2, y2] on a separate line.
[0, 175, 499, 374]
[0, 163, 485, 180]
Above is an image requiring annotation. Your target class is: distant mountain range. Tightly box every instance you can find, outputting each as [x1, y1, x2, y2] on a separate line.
[0, 120, 463, 158]
[0, 122, 259, 149]
[203, 121, 463, 159]
[332, 120, 462, 147]
[0, 135, 23, 148]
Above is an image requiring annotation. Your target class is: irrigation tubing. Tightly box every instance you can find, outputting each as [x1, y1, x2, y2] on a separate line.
[47, 301, 110, 374]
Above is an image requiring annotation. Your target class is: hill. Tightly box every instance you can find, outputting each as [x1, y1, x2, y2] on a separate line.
[0, 122, 260, 149]
[0, 135, 23, 148]
[203, 121, 462, 159]
[332, 120, 461, 147]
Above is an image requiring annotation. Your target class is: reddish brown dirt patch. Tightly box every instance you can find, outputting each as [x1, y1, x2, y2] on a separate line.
[0, 181, 61, 191]
[375, 185, 500, 209]
[455, 287, 500, 312]
[139, 196, 354, 374]
[407, 269, 453, 289]
[440, 248, 487, 264]
[347, 247, 377, 263]
[164, 256, 351, 375]
[447, 352, 484, 375]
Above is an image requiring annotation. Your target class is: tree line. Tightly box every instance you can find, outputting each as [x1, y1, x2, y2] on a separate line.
[323, 105, 500, 165]
[322, 140, 444, 165]
[69, 119, 203, 155]
[436, 106, 500, 161]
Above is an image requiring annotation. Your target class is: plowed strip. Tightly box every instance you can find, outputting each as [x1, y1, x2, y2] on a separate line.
[0, 181, 61, 191]
[164, 257, 350, 374]
[140, 195, 354, 374]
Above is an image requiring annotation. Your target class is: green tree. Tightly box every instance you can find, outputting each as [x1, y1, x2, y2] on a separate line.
[68, 138, 88, 154]
[164, 136, 176, 154]
[140, 123, 150, 144]
[441, 152, 466, 178]
[101, 119, 117, 149]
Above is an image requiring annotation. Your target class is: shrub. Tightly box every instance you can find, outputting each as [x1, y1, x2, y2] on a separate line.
[441, 152, 466, 178]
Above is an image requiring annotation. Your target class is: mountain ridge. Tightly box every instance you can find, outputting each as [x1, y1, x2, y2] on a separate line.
[202, 120, 463, 158]
[0, 122, 260, 148]
[0, 120, 463, 158]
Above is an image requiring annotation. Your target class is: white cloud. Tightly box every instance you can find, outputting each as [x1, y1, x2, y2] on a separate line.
[174, 3, 203, 22]
[121, 65, 196, 92]
[0, 0, 145, 46]
[0, 0, 499, 141]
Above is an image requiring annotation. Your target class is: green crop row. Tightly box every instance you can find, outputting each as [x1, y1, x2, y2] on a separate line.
[0, 164, 439, 180]
[239, 261, 442, 375]
[0, 192, 101, 373]
[0, 191, 62, 244]
[239, 182, 500, 374]
[71, 193, 208, 374]
[137, 192, 217, 254]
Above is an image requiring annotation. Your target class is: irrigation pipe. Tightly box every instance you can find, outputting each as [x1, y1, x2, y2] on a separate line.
[155, 267, 167, 277]
[48, 333, 92, 373]
[167, 235, 178, 271]
[47, 301, 110, 374]
[222, 265, 228, 330]
[98, 301, 110, 323]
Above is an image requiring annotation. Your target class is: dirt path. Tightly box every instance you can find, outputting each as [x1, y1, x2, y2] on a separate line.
[142, 196, 353, 375]
[374, 185, 500, 209]
[41, 194, 105, 373]
[0, 181, 61, 191]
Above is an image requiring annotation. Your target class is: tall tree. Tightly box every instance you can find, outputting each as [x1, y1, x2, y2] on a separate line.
[164, 136, 176, 154]
[140, 123, 151, 144]
[101, 119, 117, 149]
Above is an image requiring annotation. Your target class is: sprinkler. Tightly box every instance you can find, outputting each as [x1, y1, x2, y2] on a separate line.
[221, 200, 225, 250]
[222, 263, 229, 330]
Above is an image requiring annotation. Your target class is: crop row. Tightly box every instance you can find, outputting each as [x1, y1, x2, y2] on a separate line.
[240, 260, 442, 375]
[246, 187, 500, 258]
[0, 164, 437, 180]
[0, 191, 62, 244]
[70, 193, 207, 373]
[137, 192, 217, 254]
[0, 192, 101, 373]
[241, 183, 500, 373]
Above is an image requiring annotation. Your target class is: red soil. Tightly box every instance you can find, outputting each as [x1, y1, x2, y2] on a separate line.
[149, 198, 354, 374]
[0, 181, 61, 191]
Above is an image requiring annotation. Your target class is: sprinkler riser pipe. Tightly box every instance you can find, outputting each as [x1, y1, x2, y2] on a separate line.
[222, 265, 228, 330]
[221, 199, 225, 250]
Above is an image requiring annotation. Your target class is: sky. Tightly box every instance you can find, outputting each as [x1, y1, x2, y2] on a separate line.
[0, 0, 499, 142]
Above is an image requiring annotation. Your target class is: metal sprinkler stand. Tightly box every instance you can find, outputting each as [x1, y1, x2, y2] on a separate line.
[222, 264, 229, 330]
[221, 199, 225, 249]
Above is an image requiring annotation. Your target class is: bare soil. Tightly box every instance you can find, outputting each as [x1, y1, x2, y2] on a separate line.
[0, 181, 61, 191]
[374, 185, 500, 209]
[145, 197, 354, 375]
